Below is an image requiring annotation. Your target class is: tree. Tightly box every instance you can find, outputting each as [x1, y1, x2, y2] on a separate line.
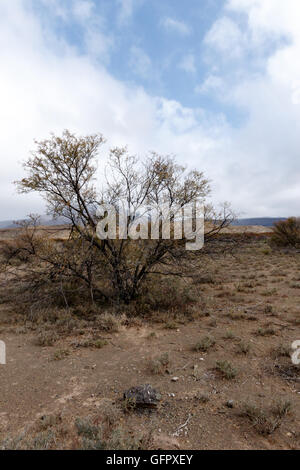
[10, 130, 233, 305]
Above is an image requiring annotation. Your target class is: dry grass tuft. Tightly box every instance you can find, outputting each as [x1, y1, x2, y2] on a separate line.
[215, 360, 238, 380]
[193, 336, 215, 352]
[240, 399, 292, 435]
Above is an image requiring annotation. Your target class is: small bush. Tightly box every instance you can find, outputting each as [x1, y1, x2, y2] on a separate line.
[271, 217, 300, 247]
[261, 247, 271, 255]
[256, 326, 276, 337]
[227, 311, 245, 321]
[261, 288, 277, 297]
[73, 338, 108, 349]
[271, 399, 292, 419]
[35, 331, 59, 347]
[107, 426, 149, 450]
[98, 399, 121, 426]
[241, 399, 292, 435]
[95, 313, 122, 332]
[194, 336, 215, 352]
[223, 330, 236, 340]
[215, 360, 237, 379]
[147, 331, 157, 339]
[75, 417, 150, 450]
[264, 304, 273, 314]
[75, 417, 104, 450]
[147, 352, 170, 375]
[38, 414, 62, 431]
[236, 341, 250, 355]
[31, 430, 56, 450]
[52, 349, 70, 361]
[193, 274, 215, 285]
[272, 344, 291, 359]
[195, 392, 210, 403]
[164, 321, 178, 330]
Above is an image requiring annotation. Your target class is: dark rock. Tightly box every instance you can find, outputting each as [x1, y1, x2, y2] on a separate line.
[123, 384, 161, 408]
[226, 400, 235, 408]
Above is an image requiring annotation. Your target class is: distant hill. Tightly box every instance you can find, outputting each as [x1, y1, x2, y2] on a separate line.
[0, 220, 18, 229]
[0, 216, 68, 230]
[0, 216, 288, 230]
[232, 217, 287, 227]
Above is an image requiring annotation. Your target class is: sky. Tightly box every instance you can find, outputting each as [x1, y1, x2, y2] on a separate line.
[0, 0, 300, 220]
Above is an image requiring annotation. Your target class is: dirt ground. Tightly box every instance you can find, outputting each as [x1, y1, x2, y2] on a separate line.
[0, 237, 299, 450]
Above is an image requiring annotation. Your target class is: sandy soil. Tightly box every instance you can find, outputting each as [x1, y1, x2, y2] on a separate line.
[0, 238, 299, 450]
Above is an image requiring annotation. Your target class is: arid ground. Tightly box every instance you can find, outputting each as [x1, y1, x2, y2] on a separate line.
[0, 232, 299, 450]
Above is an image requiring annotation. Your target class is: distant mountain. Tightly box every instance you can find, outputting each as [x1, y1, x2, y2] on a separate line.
[232, 217, 287, 227]
[0, 216, 289, 230]
[0, 220, 18, 229]
[0, 216, 68, 230]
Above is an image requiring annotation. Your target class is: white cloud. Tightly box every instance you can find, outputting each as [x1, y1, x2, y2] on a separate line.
[179, 53, 196, 74]
[0, 0, 300, 221]
[204, 17, 245, 58]
[200, 0, 300, 216]
[227, 0, 300, 40]
[40, 0, 69, 20]
[195, 75, 224, 94]
[0, 1, 220, 220]
[40, 0, 114, 62]
[72, 0, 94, 20]
[129, 46, 152, 79]
[116, 0, 142, 24]
[73, 1, 115, 62]
[41, 0, 95, 22]
[161, 18, 191, 36]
